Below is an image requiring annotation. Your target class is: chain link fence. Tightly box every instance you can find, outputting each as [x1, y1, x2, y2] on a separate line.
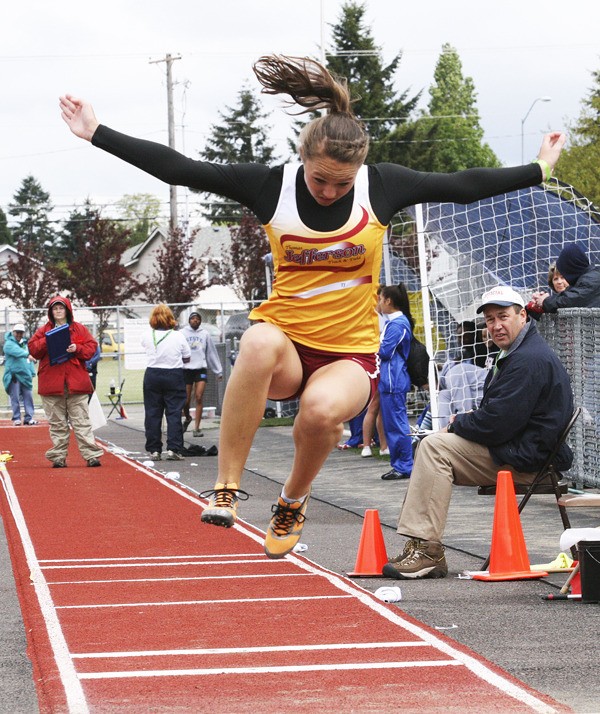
[1, 300, 299, 420]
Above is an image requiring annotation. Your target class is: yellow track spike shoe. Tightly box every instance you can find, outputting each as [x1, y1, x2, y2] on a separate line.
[200, 483, 249, 528]
[264, 491, 310, 559]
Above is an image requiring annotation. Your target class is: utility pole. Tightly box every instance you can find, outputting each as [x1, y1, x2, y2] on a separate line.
[150, 53, 181, 231]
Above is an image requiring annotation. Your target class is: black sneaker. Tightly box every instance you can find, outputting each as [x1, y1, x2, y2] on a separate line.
[87, 457, 101, 467]
[52, 460, 67, 468]
[382, 539, 448, 579]
[381, 469, 410, 480]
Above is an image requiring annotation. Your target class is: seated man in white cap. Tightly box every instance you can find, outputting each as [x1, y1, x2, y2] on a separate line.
[383, 285, 574, 580]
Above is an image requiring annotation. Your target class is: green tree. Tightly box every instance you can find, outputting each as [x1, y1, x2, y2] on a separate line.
[63, 214, 143, 340]
[0, 240, 62, 334]
[393, 44, 500, 172]
[55, 199, 98, 265]
[116, 193, 161, 245]
[198, 85, 278, 224]
[555, 66, 600, 207]
[0, 207, 11, 244]
[8, 176, 56, 256]
[143, 226, 217, 317]
[324, 1, 421, 164]
[220, 210, 269, 304]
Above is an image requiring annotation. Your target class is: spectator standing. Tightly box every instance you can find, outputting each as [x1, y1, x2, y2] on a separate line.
[85, 344, 102, 392]
[141, 305, 191, 461]
[3, 323, 37, 426]
[382, 286, 573, 580]
[181, 311, 223, 437]
[28, 296, 103, 468]
[378, 284, 414, 481]
[530, 243, 600, 311]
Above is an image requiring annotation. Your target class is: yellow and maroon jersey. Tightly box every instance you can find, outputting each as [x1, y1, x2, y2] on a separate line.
[250, 164, 386, 353]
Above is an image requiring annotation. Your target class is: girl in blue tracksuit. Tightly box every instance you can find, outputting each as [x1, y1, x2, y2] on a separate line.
[378, 284, 413, 480]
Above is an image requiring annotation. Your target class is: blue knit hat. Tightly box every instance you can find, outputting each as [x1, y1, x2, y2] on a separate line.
[555, 243, 589, 286]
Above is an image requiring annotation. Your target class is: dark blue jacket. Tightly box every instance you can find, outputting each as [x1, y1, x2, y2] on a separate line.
[543, 266, 600, 311]
[452, 321, 573, 472]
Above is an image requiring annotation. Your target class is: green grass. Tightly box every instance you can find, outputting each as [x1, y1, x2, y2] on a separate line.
[260, 416, 295, 427]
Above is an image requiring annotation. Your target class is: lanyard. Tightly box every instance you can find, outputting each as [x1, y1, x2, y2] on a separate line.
[152, 329, 172, 348]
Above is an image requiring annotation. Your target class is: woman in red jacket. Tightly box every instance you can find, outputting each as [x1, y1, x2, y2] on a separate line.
[28, 296, 104, 468]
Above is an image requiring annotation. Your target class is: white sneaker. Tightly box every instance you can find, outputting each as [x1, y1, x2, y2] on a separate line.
[166, 450, 184, 461]
[379, 448, 390, 456]
[361, 445, 372, 458]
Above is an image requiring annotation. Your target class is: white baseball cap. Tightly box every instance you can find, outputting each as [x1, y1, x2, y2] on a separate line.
[476, 286, 525, 314]
[13, 323, 25, 332]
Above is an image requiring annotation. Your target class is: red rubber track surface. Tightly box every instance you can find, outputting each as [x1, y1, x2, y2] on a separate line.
[0, 425, 569, 713]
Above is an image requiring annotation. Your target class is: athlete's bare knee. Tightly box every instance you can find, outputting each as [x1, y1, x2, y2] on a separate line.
[237, 324, 288, 367]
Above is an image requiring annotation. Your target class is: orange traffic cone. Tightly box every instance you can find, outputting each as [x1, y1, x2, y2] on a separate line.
[570, 566, 582, 596]
[347, 509, 389, 578]
[474, 470, 547, 581]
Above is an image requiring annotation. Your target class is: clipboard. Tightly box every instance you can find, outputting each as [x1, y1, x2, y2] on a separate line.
[46, 323, 71, 365]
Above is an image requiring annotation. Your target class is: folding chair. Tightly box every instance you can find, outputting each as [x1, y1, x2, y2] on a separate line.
[480, 407, 581, 570]
[107, 379, 126, 418]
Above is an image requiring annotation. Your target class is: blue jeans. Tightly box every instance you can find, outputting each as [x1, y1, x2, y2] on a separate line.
[8, 378, 35, 423]
[143, 367, 187, 454]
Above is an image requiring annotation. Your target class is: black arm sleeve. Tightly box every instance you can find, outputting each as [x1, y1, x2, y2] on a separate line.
[92, 125, 279, 222]
[369, 163, 544, 225]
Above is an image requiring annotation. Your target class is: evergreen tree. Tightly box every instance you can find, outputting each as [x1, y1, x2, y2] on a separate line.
[325, 1, 421, 164]
[555, 66, 600, 207]
[393, 44, 500, 172]
[198, 85, 278, 224]
[220, 210, 269, 304]
[63, 215, 143, 340]
[0, 207, 11, 244]
[8, 176, 56, 256]
[0, 239, 62, 335]
[56, 199, 98, 264]
[116, 193, 162, 245]
[143, 226, 217, 317]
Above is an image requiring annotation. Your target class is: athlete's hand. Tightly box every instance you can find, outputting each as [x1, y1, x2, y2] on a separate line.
[59, 94, 99, 142]
[536, 132, 567, 172]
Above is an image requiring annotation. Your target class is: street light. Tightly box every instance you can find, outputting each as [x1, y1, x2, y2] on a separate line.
[521, 96, 551, 164]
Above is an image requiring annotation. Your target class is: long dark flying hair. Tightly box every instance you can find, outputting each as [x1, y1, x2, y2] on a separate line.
[381, 283, 414, 329]
[252, 54, 369, 165]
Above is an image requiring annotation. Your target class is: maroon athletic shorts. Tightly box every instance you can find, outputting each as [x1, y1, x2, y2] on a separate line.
[284, 341, 380, 405]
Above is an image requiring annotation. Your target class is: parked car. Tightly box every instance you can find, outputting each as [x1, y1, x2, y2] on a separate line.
[101, 329, 124, 354]
[224, 312, 251, 341]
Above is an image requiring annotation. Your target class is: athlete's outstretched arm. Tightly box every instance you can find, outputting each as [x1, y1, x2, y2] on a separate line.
[59, 95, 99, 142]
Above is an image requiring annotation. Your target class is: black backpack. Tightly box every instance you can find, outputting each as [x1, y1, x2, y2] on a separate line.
[406, 335, 430, 388]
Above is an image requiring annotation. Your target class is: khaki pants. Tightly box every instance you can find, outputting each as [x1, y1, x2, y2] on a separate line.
[397, 431, 536, 542]
[41, 393, 103, 464]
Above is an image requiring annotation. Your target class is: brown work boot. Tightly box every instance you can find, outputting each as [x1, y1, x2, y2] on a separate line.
[382, 538, 448, 579]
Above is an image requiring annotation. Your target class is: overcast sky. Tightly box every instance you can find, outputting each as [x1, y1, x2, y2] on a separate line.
[2, 0, 599, 227]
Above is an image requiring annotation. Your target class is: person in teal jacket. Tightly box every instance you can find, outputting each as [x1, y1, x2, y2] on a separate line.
[3, 323, 37, 425]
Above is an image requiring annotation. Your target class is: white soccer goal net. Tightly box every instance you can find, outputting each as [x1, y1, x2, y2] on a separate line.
[384, 179, 600, 486]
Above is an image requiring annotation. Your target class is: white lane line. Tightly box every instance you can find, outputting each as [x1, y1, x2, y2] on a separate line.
[41, 559, 277, 570]
[79, 660, 462, 679]
[40, 554, 262, 563]
[48, 573, 315, 585]
[120, 452, 560, 714]
[56, 594, 353, 610]
[72, 641, 431, 659]
[0, 464, 89, 714]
